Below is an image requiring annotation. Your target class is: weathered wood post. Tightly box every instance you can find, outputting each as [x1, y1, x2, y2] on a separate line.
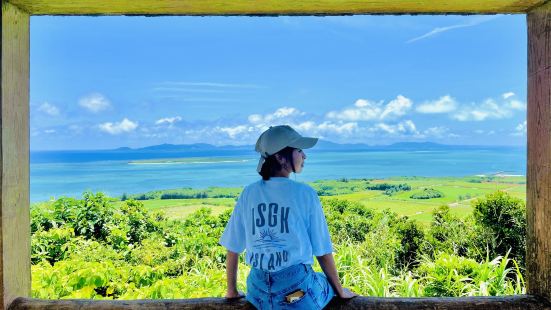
[527, 1, 551, 303]
[1, 2, 31, 310]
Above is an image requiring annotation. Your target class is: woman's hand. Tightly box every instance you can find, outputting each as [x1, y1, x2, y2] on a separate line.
[225, 289, 245, 300]
[338, 287, 358, 299]
[316, 254, 359, 300]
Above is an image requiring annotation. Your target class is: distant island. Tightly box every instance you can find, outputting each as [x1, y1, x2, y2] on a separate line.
[110, 140, 523, 153]
[30, 141, 526, 165]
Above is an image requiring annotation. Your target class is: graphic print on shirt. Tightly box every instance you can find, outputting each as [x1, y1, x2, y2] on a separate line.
[248, 202, 290, 271]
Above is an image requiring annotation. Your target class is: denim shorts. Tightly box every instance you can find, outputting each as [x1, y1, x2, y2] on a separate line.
[246, 264, 335, 310]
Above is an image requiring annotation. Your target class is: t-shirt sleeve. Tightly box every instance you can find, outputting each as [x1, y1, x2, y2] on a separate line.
[308, 189, 333, 256]
[219, 192, 246, 254]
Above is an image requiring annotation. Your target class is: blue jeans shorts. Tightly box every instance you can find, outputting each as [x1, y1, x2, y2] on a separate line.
[246, 264, 335, 310]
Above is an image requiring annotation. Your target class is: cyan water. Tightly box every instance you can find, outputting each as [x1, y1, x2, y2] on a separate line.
[31, 147, 526, 203]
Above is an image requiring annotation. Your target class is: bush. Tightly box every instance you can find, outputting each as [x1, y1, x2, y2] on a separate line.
[366, 183, 411, 196]
[427, 205, 477, 258]
[31, 203, 58, 233]
[73, 192, 115, 241]
[31, 227, 74, 264]
[322, 199, 375, 243]
[120, 199, 161, 244]
[311, 179, 372, 196]
[418, 252, 524, 297]
[472, 191, 526, 264]
[394, 218, 425, 269]
[128, 187, 242, 200]
[410, 188, 443, 199]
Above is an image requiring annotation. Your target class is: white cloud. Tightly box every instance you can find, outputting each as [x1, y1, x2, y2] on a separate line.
[316, 121, 358, 135]
[327, 95, 412, 121]
[453, 98, 513, 121]
[507, 100, 526, 111]
[512, 121, 527, 136]
[44, 129, 56, 134]
[165, 107, 310, 143]
[372, 120, 418, 135]
[407, 16, 498, 43]
[248, 107, 306, 125]
[326, 99, 382, 121]
[37, 102, 60, 116]
[217, 125, 252, 139]
[416, 95, 457, 114]
[271, 120, 358, 140]
[156, 116, 182, 125]
[422, 126, 449, 138]
[99, 118, 138, 135]
[380, 95, 413, 119]
[248, 114, 263, 123]
[295, 121, 316, 132]
[79, 93, 111, 113]
[502, 92, 515, 99]
[209, 117, 360, 143]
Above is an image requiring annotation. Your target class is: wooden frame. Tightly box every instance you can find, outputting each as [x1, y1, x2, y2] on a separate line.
[2, 0, 551, 309]
[1, 2, 30, 310]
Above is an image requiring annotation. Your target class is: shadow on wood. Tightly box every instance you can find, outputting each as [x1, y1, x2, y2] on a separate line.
[8, 295, 551, 310]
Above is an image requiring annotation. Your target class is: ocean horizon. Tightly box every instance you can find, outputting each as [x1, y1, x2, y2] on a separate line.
[31, 144, 527, 203]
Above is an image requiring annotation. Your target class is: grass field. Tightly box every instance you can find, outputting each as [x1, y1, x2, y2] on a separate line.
[122, 176, 526, 225]
[32, 175, 526, 225]
[113, 198, 235, 219]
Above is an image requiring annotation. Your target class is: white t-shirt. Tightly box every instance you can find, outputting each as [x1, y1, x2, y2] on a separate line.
[219, 177, 333, 272]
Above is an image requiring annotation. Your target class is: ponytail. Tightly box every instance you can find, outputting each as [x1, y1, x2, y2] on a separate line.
[258, 147, 296, 180]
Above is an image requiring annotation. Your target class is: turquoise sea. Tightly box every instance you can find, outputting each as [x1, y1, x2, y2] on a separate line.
[31, 146, 526, 203]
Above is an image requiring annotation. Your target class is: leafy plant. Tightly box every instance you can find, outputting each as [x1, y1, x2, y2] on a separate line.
[30, 189, 526, 299]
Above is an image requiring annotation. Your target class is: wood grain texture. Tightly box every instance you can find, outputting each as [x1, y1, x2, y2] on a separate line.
[8, 295, 551, 310]
[528, 1, 551, 303]
[1, 2, 31, 310]
[5, 0, 547, 15]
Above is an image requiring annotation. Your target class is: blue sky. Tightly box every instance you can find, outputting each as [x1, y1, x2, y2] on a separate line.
[30, 15, 527, 150]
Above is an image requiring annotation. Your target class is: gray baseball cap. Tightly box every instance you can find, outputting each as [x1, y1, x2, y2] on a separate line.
[255, 125, 318, 172]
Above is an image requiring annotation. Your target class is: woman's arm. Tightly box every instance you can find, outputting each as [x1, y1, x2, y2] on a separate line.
[225, 250, 243, 299]
[316, 253, 358, 298]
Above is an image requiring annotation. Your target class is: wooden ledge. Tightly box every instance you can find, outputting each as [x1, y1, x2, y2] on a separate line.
[8, 295, 551, 310]
[6, 0, 547, 15]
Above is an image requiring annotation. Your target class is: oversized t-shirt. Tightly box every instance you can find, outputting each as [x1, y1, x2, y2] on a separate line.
[219, 177, 333, 272]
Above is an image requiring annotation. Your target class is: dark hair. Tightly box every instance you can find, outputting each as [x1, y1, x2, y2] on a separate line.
[259, 147, 296, 181]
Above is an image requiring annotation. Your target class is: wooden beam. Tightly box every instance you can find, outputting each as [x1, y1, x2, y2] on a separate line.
[527, 0, 551, 303]
[5, 0, 547, 16]
[1, 2, 31, 310]
[8, 295, 551, 310]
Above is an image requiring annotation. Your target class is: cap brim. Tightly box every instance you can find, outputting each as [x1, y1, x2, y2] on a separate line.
[288, 137, 318, 150]
[256, 157, 266, 173]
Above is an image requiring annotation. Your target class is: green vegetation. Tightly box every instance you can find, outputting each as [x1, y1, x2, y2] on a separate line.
[309, 178, 372, 196]
[124, 187, 241, 200]
[31, 175, 527, 299]
[472, 191, 526, 265]
[366, 183, 412, 196]
[117, 175, 525, 225]
[410, 188, 444, 199]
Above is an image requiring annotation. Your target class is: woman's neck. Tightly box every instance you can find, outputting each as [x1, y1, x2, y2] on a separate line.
[272, 169, 291, 178]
